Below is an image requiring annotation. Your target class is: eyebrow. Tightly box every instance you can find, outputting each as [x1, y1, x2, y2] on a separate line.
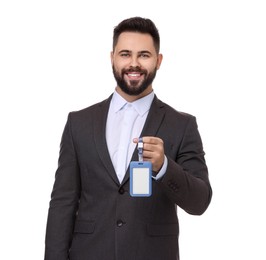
[118, 50, 152, 55]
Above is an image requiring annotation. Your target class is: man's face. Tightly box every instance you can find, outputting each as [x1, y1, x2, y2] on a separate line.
[111, 32, 162, 96]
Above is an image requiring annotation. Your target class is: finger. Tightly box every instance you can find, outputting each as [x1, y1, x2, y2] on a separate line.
[144, 141, 164, 153]
[142, 150, 154, 159]
[133, 138, 139, 143]
[142, 136, 163, 145]
[132, 137, 145, 145]
[142, 136, 155, 144]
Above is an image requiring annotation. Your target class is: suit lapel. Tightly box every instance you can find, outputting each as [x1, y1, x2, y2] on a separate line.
[93, 95, 120, 186]
[121, 96, 166, 185]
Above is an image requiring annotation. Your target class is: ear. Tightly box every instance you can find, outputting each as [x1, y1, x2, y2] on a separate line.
[156, 54, 163, 70]
[110, 51, 114, 64]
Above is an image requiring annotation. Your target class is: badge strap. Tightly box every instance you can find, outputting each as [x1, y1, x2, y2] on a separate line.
[138, 137, 144, 162]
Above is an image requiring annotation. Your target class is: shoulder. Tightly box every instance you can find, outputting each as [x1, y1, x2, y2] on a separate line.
[68, 94, 112, 120]
[153, 97, 201, 140]
[153, 95, 196, 122]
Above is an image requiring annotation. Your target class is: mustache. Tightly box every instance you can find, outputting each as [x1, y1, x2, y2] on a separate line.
[122, 67, 147, 74]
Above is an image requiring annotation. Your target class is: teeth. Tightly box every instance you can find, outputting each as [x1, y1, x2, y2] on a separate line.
[128, 73, 140, 77]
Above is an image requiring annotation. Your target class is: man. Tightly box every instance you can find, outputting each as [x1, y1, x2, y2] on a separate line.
[44, 17, 212, 260]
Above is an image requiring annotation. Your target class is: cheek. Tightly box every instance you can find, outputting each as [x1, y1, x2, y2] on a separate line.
[142, 59, 158, 69]
[113, 59, 127, 71]
[146, 63, 158, 73]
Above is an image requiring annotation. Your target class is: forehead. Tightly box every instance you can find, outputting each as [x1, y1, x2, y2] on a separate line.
[115, 32, 156, 53]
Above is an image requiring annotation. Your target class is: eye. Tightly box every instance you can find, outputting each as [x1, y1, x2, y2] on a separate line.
[120, 52, 130, 57]
[139, 53, 150, 58]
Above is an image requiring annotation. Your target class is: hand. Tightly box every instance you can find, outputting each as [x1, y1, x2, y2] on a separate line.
[133, 136, 165, 173]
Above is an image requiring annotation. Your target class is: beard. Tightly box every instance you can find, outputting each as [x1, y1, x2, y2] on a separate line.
[112, 65, 157, 96]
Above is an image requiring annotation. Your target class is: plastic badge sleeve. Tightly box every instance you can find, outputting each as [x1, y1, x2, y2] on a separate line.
[129, 161, 152, 197]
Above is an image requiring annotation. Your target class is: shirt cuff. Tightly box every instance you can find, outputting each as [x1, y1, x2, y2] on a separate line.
[152, 155, 168, 180]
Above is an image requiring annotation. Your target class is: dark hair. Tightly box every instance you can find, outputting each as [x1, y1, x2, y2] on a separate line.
[113, 17, 160, 53]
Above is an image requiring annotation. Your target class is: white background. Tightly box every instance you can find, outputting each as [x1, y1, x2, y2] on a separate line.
[1, 0, 265, 259]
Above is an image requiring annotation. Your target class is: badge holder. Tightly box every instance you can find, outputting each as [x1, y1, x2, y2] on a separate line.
[130, 137, 152, 197]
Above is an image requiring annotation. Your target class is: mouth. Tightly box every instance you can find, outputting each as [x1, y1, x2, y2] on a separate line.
[126, 72, 143, 80]
[123, 67, 147, 82]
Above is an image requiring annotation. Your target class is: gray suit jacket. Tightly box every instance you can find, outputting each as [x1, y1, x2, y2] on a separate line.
[45, 95, 212, 260]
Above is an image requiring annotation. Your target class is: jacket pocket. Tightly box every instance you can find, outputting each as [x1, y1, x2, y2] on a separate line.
[73, 220, 95, 234]
[147, 223, 179, 236]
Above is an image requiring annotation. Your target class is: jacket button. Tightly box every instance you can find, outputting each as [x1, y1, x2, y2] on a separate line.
[117, 220, 124, 227]
[118, 187, 125, 194]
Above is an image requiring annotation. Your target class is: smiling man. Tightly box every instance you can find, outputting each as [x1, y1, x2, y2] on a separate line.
[112, 31, 162, 99]
[44, 17, 212, 260]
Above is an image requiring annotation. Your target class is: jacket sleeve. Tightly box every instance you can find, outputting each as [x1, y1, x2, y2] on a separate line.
[160, 116, 212, 215]
[44, 113, 81, 260]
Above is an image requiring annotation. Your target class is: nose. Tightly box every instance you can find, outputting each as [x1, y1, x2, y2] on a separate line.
[129, 55, 140, 67]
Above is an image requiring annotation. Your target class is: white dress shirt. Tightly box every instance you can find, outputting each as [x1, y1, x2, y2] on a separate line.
[106, 90, 167, 183]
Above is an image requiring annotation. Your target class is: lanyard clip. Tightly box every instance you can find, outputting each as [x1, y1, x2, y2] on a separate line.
[138, 137, 144, 162]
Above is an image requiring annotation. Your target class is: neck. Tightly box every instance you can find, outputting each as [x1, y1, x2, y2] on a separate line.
[115, 86, 153, 102]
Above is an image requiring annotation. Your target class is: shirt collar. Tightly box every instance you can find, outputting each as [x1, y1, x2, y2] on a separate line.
[111, 90, 154, 116]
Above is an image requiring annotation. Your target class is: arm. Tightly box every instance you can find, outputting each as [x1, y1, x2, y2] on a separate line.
[136, 116, 212, 215]
[44, 113, 81, 260]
